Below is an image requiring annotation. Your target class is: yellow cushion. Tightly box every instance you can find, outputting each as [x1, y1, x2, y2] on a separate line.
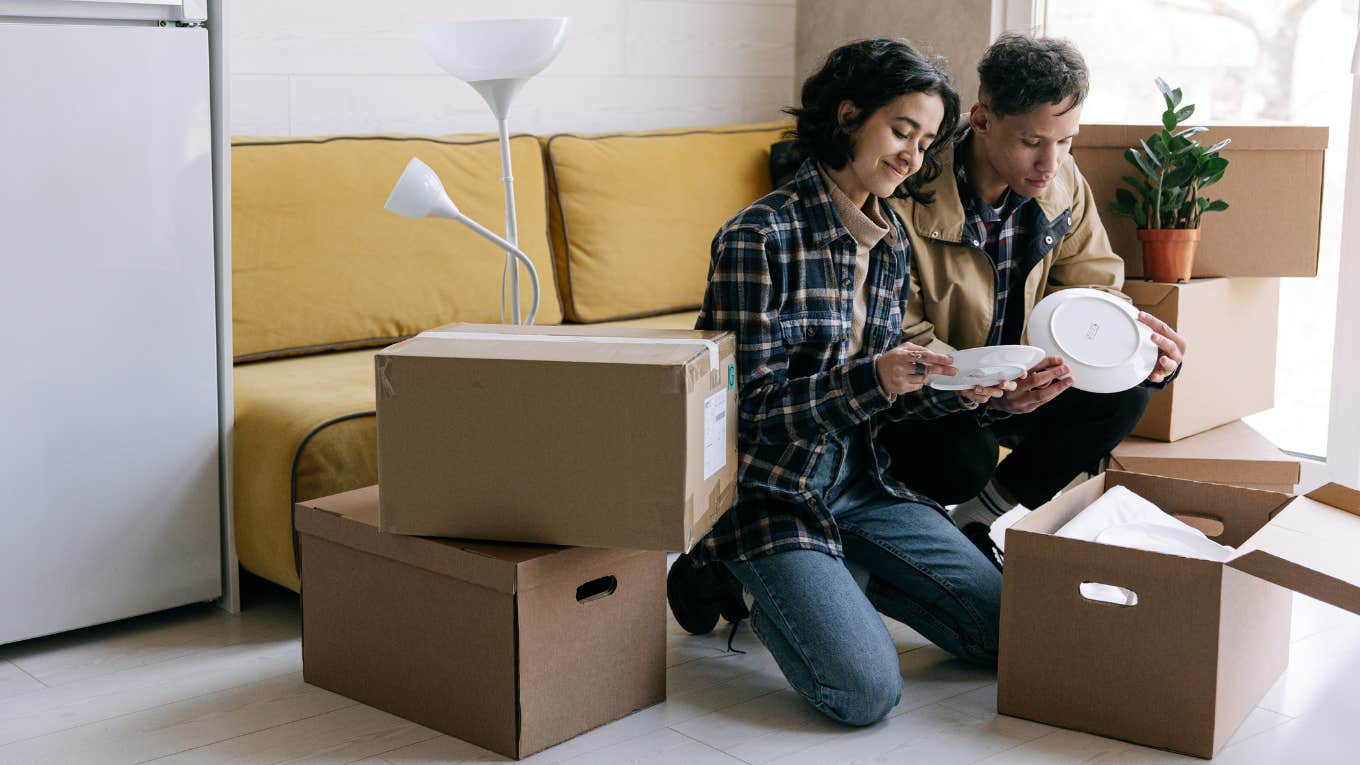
[577, 310, 700, 331]
[545, 122, 791, 323]
[233, 349, 381, 591]
[232, 134, 561, 362]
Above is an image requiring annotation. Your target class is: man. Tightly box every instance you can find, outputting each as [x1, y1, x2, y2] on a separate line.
[878, 33, 1187, 568]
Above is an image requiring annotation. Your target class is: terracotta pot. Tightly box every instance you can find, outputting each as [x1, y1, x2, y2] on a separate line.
[1137, 228, 1200, 283]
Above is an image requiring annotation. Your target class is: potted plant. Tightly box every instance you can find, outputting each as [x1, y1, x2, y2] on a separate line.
[1108, 78, 1230, 283]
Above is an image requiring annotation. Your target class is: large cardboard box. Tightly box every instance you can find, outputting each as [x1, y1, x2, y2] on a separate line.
[1073, 124, 1327, 278]
[376, 323, 738, 550]
[1111, 419, 1300, 494]
[296, 486, 666, 760]
[1123, 278, 1279, 441]
[999, 471, 1360, 758]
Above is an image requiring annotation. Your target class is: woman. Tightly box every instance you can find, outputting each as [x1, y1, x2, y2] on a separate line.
[669, 39, 1012, 727]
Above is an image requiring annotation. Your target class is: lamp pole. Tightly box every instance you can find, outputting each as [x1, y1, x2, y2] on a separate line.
[497, 116, 520, 325]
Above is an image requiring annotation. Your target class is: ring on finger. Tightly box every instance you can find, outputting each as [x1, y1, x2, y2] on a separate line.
[913, 361, 927, 376]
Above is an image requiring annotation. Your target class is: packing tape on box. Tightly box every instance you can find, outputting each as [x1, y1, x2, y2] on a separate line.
[417, 331, 721, 374]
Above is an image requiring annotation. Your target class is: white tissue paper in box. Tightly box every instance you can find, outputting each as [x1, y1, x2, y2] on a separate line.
[1056, 485, 1234, 605]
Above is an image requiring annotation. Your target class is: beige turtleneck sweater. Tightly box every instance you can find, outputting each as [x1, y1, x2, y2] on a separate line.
[820, 166, 891, 358]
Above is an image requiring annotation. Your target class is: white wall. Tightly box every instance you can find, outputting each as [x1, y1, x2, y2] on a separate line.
[228, 0, 796, 137]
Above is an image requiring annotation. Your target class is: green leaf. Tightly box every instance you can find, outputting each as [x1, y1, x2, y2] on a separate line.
[1157, 77, 1174, 108]
[1205, 199, 1229, 212]
[1204, 138, 1231, 155]
[1133, 205, 1148, 227]
[1171, 87, 1183, 107]
[1175, 126, 1208, 139]
[1140, 138, 1162, 166]
[1175, 105, 1195, 122]
[1115, 188, 1137, 208]
[1125, 147, 1157, 178]
[1162, 109, 1177, 132]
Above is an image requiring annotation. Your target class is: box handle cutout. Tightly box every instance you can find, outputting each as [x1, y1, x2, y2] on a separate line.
[576, 575, 618, 604]
[1080, 582, 1139, 607]
[1172, 513, 1225, 538]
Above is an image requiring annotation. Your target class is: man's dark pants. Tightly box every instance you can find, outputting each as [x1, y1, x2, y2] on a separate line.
[877, 386, 1151, 509]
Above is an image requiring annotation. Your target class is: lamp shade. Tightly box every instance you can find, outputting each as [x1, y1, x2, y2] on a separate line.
[423, 17, 569, 82]
[384, 157, 460, 220]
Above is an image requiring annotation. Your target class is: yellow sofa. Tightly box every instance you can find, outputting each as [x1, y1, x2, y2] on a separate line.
[231, 122, 789, 591]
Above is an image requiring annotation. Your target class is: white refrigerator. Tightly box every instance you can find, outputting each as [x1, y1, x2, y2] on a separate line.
[0, 0, 224, 644]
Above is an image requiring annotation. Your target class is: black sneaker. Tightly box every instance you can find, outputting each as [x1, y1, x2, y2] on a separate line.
[959, 522, 1004, 572]
[666, 552, 750, 635]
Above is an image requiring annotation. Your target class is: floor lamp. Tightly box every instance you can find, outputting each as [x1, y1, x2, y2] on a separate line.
[385, 157, 541, 326]
[419, 17, 569, 325]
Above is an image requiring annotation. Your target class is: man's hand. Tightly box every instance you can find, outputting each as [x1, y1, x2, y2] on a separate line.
[876, 343, 957, 396]
[1139, 311, 1187, 384]
[988, 355, 1073, 414]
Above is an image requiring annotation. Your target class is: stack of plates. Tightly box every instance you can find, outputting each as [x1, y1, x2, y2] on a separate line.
[1027, 288, 1158, 393]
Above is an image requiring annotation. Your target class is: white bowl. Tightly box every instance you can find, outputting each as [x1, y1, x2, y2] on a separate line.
[927, 345, 1045, 391]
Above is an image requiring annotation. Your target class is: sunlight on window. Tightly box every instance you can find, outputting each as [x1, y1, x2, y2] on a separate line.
[1045, 0, 1355, 457]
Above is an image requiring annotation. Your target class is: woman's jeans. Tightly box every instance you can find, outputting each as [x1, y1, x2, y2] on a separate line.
[724, 428, 1003, 727]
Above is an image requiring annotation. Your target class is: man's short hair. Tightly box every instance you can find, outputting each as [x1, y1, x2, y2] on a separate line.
[977, 33, 1089, 117]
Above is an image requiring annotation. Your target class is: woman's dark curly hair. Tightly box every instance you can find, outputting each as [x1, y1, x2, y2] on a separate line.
[784, 38, 960, 204]
[978, 33, 1088, 117]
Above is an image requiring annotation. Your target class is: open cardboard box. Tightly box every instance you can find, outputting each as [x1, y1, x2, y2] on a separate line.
[296, 486, 667, 760]
[376, 323, 738, 550]
[998, 470, 1360, 758]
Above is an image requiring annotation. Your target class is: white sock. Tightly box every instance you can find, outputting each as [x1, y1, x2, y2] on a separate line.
[949, 478, 1019, 530]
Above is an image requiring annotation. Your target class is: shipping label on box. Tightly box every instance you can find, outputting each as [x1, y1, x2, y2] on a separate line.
[999, 471, 1360, 758]
[297, 486, 667, 760]
[1073, 124, 1327, 279]
[376, 323, 738, 551]
[1123, 278, 1278, 442]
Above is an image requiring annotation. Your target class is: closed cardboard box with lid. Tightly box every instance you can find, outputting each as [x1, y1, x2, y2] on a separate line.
[1072, 124, 1327, 278]
[296, 486, 666, 760]
[1123, 278, 1279, 441]
[999, 471, 1360, 758]
[376, 323, 738, 550]
[1111, 419, 1300, 494]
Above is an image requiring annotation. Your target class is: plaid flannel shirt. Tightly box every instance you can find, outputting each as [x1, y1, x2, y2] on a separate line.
[693, 159, 974, 563]
[954, 130, 1032, 346]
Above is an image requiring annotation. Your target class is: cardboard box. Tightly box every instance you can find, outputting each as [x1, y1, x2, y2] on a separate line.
[296, 486, 666, 760]
[1111, 419, 1300, 494]
[999, 471, 1360, 758]
[1123, 278, 1279, 441]
[376, 323, 738, 550]
[1073, 124, 1327, 278]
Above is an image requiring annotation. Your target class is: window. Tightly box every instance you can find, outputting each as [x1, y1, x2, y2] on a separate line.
[1043, 0, 1356, 458]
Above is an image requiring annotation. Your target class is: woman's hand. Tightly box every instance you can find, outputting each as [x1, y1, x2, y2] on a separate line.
[958, 379, 1018, 405]
[875, 343, 957, 396]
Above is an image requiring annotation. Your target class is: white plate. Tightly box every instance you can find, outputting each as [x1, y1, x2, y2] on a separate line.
[1027, 288, 1158, 393]
[1095, 522, 1234, 562]
[927, 345, 1046, 390]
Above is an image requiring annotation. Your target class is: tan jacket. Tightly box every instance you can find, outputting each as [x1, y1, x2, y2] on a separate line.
[885, 141, 1127, 352]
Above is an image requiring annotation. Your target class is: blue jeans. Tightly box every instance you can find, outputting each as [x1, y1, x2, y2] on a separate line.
[724, 428, 1003, 726]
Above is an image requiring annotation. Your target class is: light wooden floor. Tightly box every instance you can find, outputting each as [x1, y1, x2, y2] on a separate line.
[1, 572, 1357, 765]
